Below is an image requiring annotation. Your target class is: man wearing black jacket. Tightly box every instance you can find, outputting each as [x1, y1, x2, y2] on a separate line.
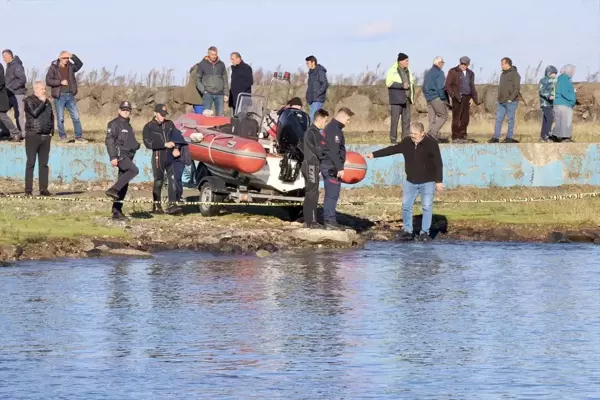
[302, 108, 329, 229]
[366, 122, 444, 241]
[321, 107, 354, 230]
[228, 52, 253, 113]
[142, 104, 186, 215]
[105, 101, 140, 221]
[23, 81, 54, 196]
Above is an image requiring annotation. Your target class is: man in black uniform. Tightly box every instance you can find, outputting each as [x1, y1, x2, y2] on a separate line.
[104, 101, 140, 221]
[142, 104, 185, 215]
[302, 108, 329, 229]
[321, 107, 354, 230]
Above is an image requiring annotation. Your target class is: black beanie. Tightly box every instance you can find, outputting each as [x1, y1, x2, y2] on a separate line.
[397, 53, 409, 62]
[287, 97, 303, 107]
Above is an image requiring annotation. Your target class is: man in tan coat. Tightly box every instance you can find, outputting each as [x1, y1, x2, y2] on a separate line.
[183, 63, 204, 114]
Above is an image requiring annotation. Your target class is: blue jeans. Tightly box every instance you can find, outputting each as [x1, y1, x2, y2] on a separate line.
[402, 181, 435, 235]
[193, 105, 204, 114]
[54, 93, 82, 138]
[203, 94, 224, 116]
[309, 102, 324, 122]
[493, 101, 518, 139]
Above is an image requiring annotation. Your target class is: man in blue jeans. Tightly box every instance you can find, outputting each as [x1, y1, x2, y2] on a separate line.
[305, 55, 329, 122]
[45, 51, 85, 143]
[489, 57, 521, 143]
[366, 122, 444, 241]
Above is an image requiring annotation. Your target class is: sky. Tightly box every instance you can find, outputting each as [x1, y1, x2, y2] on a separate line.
[1, 0, 599, 84]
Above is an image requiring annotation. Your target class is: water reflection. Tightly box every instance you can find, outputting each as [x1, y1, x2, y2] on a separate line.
[1, 243, 600, 399]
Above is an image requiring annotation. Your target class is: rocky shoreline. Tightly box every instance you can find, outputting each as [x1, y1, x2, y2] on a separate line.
[1, 213, 598, 264]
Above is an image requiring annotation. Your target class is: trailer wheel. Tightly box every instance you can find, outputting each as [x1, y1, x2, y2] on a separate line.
[199, 181, 225, 217]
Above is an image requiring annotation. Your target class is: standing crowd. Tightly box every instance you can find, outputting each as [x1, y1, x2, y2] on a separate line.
[0, 47, 581, 239]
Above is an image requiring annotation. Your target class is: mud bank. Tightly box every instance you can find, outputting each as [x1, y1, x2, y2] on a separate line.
[1, 213, 599, 264]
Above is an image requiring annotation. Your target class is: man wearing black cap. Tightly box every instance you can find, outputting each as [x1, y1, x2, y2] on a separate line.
[142, 104, 184, 215]
[385, 53, 415, 143]
[104, 101, 140, 221]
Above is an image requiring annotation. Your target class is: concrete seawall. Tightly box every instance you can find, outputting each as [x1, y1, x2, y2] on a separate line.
[0, 143, 598, 189]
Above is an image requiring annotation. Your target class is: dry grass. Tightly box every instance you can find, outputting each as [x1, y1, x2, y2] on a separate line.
[40, 113, 600, 145]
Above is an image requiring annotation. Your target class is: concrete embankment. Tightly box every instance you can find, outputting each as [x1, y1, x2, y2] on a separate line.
[0, 142, 598, 188]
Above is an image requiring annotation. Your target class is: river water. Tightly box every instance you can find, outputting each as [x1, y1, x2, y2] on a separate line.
[1, 242, 599, 399]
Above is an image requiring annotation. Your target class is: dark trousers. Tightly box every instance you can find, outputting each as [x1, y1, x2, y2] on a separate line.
[152, 151, 168, 208]
[111, 156, 139, 214]
[541, 106, 554, 139]
[321, 170, 341, 224]
[302, 160, 320, 224]
[167, 161, 185, 203]
[25, 134, 51, 193]
[390, 103, 411, 143]
[451, 95, 472, 140]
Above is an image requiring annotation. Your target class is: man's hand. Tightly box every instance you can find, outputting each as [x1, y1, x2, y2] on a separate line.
[469, 98, 474, 106]
[549, 95, 554, 100]
[337, 170, 345, 179]
[403, 82, 409, 89]
[435, 182, 444, 193]
[365, 153, 374, 159]
[172, 148, 181, 158]
[224, 95, 229, 103]
[111, 159, 118, 167]
[61, 80, 68, 86]
[165, 141, 175, 149]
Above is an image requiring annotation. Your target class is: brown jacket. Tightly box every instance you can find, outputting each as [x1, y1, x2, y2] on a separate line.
[444, 66, 478, 104]
[183, 64, 203, 105]
[45, 54, 83, 99]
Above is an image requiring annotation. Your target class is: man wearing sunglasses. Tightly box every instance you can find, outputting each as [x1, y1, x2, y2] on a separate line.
[45, 51, 86, 143]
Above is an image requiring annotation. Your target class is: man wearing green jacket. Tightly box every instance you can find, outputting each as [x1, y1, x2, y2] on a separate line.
[386, 53, 414, 144]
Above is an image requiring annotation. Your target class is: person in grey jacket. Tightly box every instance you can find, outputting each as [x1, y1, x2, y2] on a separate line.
[195, 46, 229, 116]
[3, 49, 27, 138]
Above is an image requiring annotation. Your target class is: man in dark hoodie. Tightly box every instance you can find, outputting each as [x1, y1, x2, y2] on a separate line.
[489, 57, 521, 143]
[301, 108, 330, 229]
[142, 104, 188, 215]
[196, 46, 228, 117]
[104, 101, 140, 221]
[321, 107, 354, 231]
[45, 51, 85, 143]
[3, 49, 27, 138]
[305, 55, 329, 122]
[229, 52, 253, 114]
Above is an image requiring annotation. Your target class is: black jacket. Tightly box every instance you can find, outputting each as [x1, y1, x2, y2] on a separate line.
[45, 54, 83, 99]
[302, 124, 325, 164]
[0, 64, 9, 112]
[142, 118, 189, 166]
[321, 119, 346, 173]
[306, 64, 328, 104]
[229, 61, 253, 109]
[106, 115, 140, 160]
[24, 95, 54, 135]
[5, 56, 27, 96]
[372, 135, 443, 184]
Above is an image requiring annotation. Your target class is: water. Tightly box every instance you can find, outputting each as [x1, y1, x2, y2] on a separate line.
[1, 242, 600, 399]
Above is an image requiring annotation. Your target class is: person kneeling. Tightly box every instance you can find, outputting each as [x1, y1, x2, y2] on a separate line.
[302, 108, 330, 229]
[367, 122, 444, 241]
[24, 81, 54, 196]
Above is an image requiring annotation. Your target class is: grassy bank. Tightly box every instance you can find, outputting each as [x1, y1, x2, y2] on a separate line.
[1, 181, 599, 250]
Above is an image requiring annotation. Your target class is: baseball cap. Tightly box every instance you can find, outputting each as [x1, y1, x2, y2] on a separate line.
[154, 104, 168, 116]
[119, 101, 132, 111]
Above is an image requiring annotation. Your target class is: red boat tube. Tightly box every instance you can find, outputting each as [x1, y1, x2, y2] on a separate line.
[342, 152, 368, 184]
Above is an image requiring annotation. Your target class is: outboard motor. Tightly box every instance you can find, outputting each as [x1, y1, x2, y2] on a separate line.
[276, 108, 310, 182]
